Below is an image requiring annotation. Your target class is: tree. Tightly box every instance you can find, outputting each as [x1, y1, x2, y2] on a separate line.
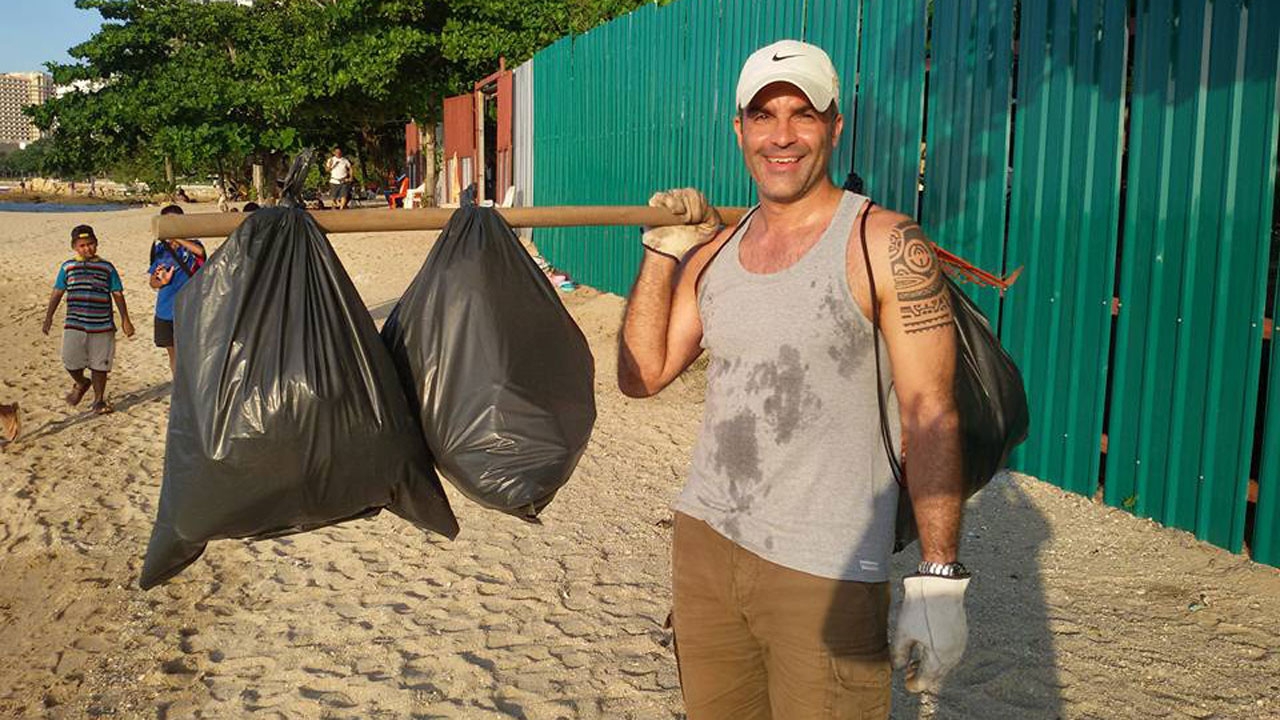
[30, 0, 657, 189]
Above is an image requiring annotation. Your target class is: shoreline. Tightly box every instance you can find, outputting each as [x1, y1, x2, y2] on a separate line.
[0, 190, 146, 207]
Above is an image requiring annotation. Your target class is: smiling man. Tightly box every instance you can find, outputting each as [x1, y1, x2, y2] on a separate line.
[618, 40, 970, 718]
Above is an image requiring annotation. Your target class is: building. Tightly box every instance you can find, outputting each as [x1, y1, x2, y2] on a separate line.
[0, 72, 53, 148]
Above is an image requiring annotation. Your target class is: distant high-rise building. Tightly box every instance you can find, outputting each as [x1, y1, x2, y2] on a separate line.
[0, 72, 53, 147]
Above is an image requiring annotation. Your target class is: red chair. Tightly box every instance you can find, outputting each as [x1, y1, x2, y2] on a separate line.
[387, 175, 410, 208]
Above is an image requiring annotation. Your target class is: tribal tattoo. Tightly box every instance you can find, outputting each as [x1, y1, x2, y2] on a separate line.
[888, 220, 953, 334]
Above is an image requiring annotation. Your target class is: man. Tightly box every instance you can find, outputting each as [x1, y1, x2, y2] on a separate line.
[326, 147, 354, 209]
[618, 40, 969, 718]
[148, 205, 206, 374]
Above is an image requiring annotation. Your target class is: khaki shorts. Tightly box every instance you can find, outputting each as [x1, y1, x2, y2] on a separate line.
[62, 329, 115, 372]
[671, 512, 891, 720]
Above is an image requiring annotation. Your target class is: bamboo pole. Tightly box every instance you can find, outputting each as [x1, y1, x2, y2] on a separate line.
[153, 205, 750, 240]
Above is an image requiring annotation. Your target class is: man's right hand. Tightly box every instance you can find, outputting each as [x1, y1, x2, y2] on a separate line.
[41, 318, 51, 335]
[641, 188, 723, 261]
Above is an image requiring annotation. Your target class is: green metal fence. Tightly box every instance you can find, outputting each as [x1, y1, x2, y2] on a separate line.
[1003, 0, 1129, 498]
[1106, 0, 1280, 555]
[920, 0, 1015, 325]
[528, 0, 1280, 565]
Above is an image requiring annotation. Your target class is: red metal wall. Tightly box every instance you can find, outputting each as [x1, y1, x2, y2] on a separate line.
[443, 94, 476, 159]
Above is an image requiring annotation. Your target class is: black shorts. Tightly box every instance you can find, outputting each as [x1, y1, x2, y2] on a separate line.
[330, 182, 351, 201]
[154, 318, 174, 348]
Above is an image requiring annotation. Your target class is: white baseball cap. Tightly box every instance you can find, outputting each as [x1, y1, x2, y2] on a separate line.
[736, 40, 840, 113]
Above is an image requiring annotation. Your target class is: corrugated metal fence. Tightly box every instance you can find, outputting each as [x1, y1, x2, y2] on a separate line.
[527, 0, 1280, 565]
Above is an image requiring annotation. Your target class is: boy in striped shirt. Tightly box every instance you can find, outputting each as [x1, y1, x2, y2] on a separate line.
[42, 224, 135, 415]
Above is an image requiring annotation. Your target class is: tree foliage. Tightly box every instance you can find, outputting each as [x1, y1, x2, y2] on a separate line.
[32, 0, 652, 186]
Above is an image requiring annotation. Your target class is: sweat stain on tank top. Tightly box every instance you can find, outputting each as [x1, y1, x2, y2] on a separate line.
[675, 191, 902, 582]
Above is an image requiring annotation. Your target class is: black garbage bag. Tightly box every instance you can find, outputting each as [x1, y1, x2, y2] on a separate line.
[889, 275, 1030, 550]
[854, 201, 1029, 551]
[381, 205, 596, 519]
[140, 155, 458, 589]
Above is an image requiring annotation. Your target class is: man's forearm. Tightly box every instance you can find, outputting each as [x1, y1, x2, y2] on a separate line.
[618, 252, 680, 396]
[904, 407, 964, 563]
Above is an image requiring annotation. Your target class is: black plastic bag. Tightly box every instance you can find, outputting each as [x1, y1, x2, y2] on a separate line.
[856, 203, 1029, 551]
[888, 275, 1030, 550]
[381, 205, 596, 519]
[140, 156, 458, 589]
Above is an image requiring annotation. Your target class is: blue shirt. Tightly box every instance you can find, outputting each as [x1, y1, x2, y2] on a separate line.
[148, 240, 205, 321]
[54, 257, 124, 332]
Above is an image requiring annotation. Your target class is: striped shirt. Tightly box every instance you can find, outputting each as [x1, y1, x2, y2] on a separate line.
[53, 257, 123, 333]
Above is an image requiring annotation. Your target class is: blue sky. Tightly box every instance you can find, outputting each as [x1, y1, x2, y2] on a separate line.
[0, 1, 106, 73]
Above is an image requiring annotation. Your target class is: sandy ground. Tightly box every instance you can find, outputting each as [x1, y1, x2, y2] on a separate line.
[0, 205, 1277, 720]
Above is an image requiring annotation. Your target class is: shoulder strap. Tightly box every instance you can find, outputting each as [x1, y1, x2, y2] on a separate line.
[693, 205, 759, 296]
[857, 202, 906, 487]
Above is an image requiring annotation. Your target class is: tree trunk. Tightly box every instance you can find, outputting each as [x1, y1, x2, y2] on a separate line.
[252, 162, 265, 202]
[164, 155, 174, 186]
[422, 123, 437, 208]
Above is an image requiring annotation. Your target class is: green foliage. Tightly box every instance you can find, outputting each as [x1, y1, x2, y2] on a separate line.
[0, 141, 51, 177]
[32, 0, 657, 186]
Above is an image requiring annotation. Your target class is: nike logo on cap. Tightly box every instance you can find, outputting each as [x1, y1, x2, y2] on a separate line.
[772, 53, 801, 61]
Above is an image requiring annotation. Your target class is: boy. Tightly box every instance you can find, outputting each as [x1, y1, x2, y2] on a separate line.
[148, 205, 206, 374]
[42, 224, 135, 415]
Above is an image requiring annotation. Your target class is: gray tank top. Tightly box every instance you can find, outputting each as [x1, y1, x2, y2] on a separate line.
[673, 191, 901, 582]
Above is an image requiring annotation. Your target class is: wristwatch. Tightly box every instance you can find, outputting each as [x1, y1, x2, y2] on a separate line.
[916, 560, 971, 579]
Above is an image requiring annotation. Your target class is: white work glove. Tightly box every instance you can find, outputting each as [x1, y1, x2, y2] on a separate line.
[641, 188, 723, 261]
[891, 575, 970, 693]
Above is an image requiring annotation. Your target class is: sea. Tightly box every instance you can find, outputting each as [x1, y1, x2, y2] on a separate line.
[0, 201, 135, 213]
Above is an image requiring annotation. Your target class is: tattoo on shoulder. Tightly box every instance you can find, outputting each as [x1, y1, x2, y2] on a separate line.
[887, 220, 953, 334]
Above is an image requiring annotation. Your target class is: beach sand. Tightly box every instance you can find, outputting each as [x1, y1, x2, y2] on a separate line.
[0, 205, 1276, 719]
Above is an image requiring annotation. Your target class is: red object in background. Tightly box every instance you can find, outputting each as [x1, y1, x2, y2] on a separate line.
[443, 94, 476, 159]
[387, 176, 411, 208]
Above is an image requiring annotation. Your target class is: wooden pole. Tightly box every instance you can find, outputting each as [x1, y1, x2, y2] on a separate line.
[153, 205, 750, 240]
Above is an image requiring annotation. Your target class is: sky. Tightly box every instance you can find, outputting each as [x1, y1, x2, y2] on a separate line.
[0, 1, 106, 74]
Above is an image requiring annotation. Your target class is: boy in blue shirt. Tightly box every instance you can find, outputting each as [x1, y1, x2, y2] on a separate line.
[42, 224, 135, 415]
[148, 205, 206, 374]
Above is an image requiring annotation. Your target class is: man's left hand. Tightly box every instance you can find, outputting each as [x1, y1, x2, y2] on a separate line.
[891, 575, 969, 693]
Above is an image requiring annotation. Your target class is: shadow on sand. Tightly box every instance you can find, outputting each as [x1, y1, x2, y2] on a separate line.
[889, 473, 1063, 719]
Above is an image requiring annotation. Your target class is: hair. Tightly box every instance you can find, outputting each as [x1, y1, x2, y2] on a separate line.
[242, 202, 260, 212]
[69, 224, 96, 246]
[160, 204, 184, 215]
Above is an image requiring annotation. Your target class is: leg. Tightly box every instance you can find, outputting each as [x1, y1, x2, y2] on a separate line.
[671, 514, 772, 720]
[61, 330, 92, 405]
[65, 368, 91, 405]
[88, 368, 109, 409]
[87, 333, 115, 414]
[747, 557, 891, 720]
[155, 319, 175, 375]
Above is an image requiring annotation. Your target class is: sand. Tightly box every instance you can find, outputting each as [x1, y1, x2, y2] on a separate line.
[0, 205, 1276, 719]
